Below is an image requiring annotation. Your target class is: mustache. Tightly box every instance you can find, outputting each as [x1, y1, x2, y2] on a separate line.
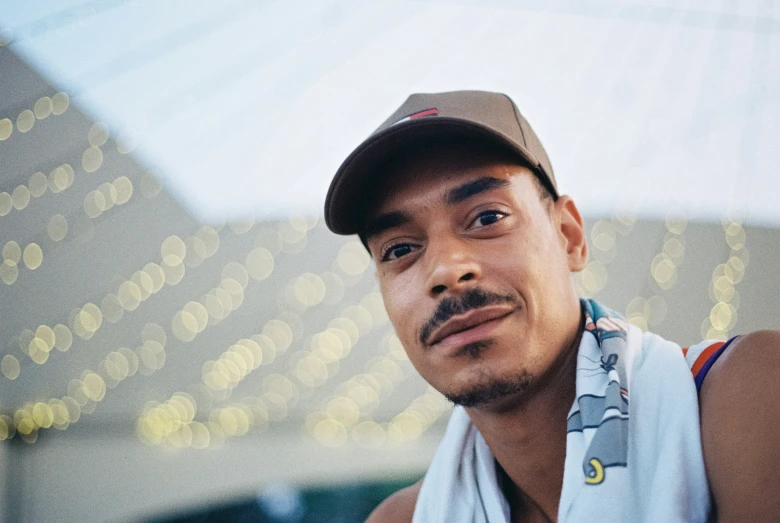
[419, 288, 517, 346]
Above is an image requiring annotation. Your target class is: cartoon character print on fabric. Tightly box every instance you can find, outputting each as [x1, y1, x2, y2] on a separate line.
[567, 300, 630, 485]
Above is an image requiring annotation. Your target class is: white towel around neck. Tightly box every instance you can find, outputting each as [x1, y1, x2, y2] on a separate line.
[412, 300, 711, 522]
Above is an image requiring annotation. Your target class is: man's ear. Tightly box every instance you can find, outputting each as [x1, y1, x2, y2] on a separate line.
[554, 195, 588, 272]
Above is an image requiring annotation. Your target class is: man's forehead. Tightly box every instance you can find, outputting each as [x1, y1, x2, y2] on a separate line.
[371, 155, 529, 216]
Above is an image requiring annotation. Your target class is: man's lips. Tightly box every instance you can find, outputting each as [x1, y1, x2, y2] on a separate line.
[426, 305, 515, 347]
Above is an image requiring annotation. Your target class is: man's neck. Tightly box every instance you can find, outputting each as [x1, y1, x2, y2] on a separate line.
[464, 312, 583, 522]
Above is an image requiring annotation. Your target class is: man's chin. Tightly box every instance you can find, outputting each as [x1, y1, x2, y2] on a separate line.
[443, 372, 535, 409]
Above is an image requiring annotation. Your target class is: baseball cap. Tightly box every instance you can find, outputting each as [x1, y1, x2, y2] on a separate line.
[324, 90, 558, 235]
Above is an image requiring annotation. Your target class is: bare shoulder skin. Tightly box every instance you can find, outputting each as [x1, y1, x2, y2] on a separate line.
[699, 329, 780, 522]
[365, 481, 422, 523]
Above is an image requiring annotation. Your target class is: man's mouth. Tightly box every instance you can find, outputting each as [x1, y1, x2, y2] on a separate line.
[426, 305, 515, 348]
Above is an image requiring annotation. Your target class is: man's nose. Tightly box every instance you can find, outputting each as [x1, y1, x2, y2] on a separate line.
[425, 236, 482, 297]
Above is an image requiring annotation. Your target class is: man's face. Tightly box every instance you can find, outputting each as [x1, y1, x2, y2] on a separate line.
[364, 141, 587, 409]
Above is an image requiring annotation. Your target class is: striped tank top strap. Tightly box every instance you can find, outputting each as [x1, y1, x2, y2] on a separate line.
[682, 336, 741, 392]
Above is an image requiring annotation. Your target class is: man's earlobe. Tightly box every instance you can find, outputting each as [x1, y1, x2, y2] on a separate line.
[555, 196, 588, 271]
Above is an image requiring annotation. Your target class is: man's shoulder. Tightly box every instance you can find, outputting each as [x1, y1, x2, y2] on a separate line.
[365, 480, 422, 523]
[698, 330, 780, 521]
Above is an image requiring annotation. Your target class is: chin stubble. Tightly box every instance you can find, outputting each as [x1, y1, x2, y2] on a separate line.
[444, 368, 536, 408]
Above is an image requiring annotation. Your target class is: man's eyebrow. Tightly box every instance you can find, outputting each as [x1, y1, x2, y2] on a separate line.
[362, 210, 411, 243]
[445, 177, 511, 205]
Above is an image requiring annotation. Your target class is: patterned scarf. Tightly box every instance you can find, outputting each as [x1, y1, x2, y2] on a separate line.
[413, 299, 711, 522]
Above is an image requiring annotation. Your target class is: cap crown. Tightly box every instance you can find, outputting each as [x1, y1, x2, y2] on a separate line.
[325, 90, 557, 234]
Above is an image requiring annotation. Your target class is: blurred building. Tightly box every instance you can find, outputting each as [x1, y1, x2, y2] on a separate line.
[1, 46, 778, 523]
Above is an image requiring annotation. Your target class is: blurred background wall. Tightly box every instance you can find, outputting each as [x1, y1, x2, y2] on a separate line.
[1, 1, 779, 521]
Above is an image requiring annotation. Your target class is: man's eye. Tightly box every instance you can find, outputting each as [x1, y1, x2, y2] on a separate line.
[470, 210, 506, 228]
[381, 243, 414, 262]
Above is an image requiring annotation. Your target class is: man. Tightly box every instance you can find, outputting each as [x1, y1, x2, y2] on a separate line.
[323, 91, 780, 522]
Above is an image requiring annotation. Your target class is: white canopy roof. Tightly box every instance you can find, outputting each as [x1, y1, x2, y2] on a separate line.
[3, 0, 779, 224]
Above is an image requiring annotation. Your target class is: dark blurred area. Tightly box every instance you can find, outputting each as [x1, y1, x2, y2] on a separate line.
[148, 478, 418, 523]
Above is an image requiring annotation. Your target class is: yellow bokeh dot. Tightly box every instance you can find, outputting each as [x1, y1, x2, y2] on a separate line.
[0, 418, 10, 441]
[88, 122, 110, 147]
[663, 237, 685, 263]
[337, 242, 370, 275]
[221, 262, 249, 289]
[17, 109, 35, 132]
[0, 192, 12, 216]
[35, 325, 55, 350]
[328, 317, 359, 346]
[47, 214, 68, 242]
[15, 330, 33, 351]
[352, 420, 386, 447]
[235, 339, 262, 369]
[116, 130, 138, 154]
[195, 226, 219, 257]
[0, 260, 19, 285]
[81, 303, 103, 332]
[34, 96, 53, 119]
[651, 254, 676, 287]
[82, 146, 103, 173]
[190, 422, 210, 449]
[278, 220, 307, 244]
[665, 215, 688, 235]
[220, 278, 244, 308]
[140, 174, 163, 198]
[32, 403, 54, 428]
[183, 301, 209, 332]
[591, 220, 616, 251]
[142, 323, 167, 347]
[343, 305, 374, 336]
[245, 247, 274, 281]
[0, 118, 12, 140]
[84, 190, 103, 218]
[1, 355, 20, 380]
[172, 311, 198, 342]
[161, 235, 186, 264]
[251, 334, 277, 365]
[53, 324, 73, 351]
[162, 257, 186, 285]
[710, 302, 736, 331]
[112, 176, 133, 204]
[82, 372, 106, 401]
[201, 293, 225, 324]
[263, 320, 292, 352]
[725, 224, 746, 250]
[28, 171, 48, 197]
[229, 216, 255, 234]
[3, 241, 21, 263]
[117, 281, 142, 311]
[144, 263, 165, 293]
[12, 185, 30, 210]
[22, 243, 43, 270]
[326, 397, 360, 426]
[28, 338, 50, 364]
[50, 399, 70, 428]
[100, 293, 125, 323]
[51, 92, 69, 115]
[392, 412, 425, 442]
[132, 270, 154, 299]
[48, 166, 67, 193]
[98, 182, 118, 208]
[314, 419, 347, 447]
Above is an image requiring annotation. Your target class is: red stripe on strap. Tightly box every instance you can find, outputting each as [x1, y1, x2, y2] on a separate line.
[690, 342, 726, 379]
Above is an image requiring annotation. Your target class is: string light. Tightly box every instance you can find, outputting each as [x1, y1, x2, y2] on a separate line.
[9, 224, 224, 371]
[700, 217, 749, 340]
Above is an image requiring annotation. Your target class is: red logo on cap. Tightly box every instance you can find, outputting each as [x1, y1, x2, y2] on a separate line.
[392, 108, 438, 126]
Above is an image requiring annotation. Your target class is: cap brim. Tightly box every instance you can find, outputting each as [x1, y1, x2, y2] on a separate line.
[325, 117, 542, 235]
